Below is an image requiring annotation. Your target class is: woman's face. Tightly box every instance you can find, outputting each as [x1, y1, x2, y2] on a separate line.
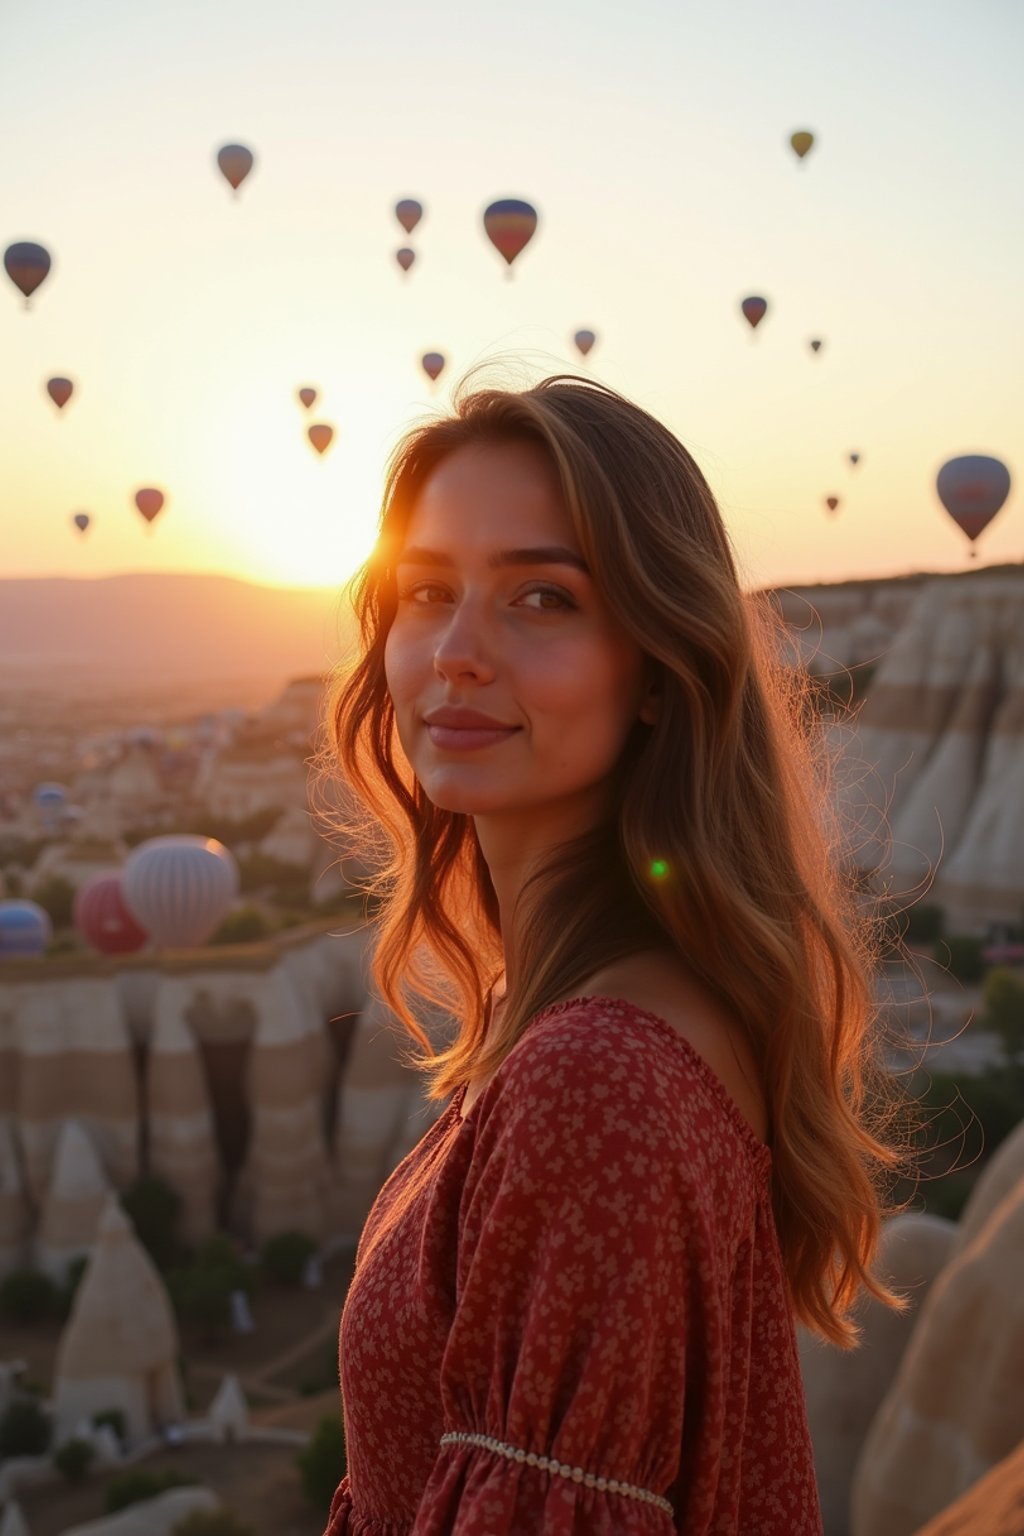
[384, 439, 657, 820]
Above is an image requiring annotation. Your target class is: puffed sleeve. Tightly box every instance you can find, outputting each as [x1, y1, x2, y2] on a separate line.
[410, 1017, 720, 1534]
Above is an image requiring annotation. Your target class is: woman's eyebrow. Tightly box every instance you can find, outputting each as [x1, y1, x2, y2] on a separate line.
[396, 545, 590, 574]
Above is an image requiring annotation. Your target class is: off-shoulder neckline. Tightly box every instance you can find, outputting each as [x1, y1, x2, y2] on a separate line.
[453, 993, 773, 1175]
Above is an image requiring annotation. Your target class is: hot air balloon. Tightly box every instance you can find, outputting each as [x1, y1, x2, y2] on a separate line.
[574, 330, 597, 358]
[483, 199, 538, 275]
[121, 835, 239, 949]
[134, 488, 165, 525]
[308, 423, 334, 455]
[825, 496, 840, 515]
[396, 247, 415, 273]
[0, 901, 52, 959]
[395, 199, 423, 234]
[74, 872, 149, 956]
[47, 377, 74, 409]
[790, 130, 815, 161]
[809, 339, 822, 354]
[33, 782, 68, 831]
[849, 452, 861, 466]
[741, 296, 768, 330]
[5, 241, 51, 307]
[72, 512, 90, 535]
[217, 144, 254, 194]
[297, 387, 317, 410]
[421, 352, 445, 383]
[936, 454, 1012, 557]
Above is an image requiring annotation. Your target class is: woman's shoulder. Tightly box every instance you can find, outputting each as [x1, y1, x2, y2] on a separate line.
[524, 951, 770, 1149]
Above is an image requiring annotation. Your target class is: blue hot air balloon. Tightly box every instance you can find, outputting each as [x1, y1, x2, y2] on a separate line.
[33, 782, 69, 833]
[0, 900, 53, 958]
[121, 835, 239, 948]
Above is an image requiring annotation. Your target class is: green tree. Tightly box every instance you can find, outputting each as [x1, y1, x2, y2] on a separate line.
[297, 1415, 347, 1512]
[54, 1437, 96, 1482]
[939, 935, 986, 985]
[32, 873, 76, 929]
[120, 1177, 183, 1271]
[104, 1469, 194, 1513]
[0, 1398, 51, 1457]
[982, 966, 1024, 1064]
[261, 1232, 316, 1287]
[209, 906, 271, 946]
[0, 1269, 58, 1323]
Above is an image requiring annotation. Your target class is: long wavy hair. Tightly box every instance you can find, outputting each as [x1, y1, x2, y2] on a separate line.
[319, 368, 923, 1350]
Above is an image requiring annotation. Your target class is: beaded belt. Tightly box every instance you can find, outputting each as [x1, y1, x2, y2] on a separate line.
[439, 1430, 674, 1515]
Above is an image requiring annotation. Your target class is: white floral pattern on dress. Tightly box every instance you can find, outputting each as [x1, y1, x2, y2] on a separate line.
[324, 997, 824, 1534]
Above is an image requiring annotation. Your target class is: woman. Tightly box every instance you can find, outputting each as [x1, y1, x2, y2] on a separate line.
[320, 372, 918, 1533]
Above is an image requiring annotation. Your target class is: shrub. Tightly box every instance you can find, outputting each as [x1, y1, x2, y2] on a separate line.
[297, 1414, 347, 1511]
[261, 1232, 316, 1287]
[171, 1511, 258, 1536]
[177, 1266, 234, 1341]
[55, 1437, 96, 1481]
[940, 935, 986, 985]
[120, 1177, 183, 1271]
[0, 1269, 58, 1323]
[209, 906, 271, 946]
[104, 1469, 194, 1513]
[903, 903, 945, 945]
[0, 1398, 51, 1457]
[981, 967, 1024, 1064]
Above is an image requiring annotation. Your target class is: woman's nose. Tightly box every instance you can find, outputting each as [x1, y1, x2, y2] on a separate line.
[432, 601, 497, 682]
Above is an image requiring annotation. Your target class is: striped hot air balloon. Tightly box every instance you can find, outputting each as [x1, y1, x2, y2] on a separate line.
[0, 900, 52, 958]
[937, 454, 1012, 556]
[482, 199, 538, 273]
[121, 835, 239, 949]
[74, 872, 149, 956]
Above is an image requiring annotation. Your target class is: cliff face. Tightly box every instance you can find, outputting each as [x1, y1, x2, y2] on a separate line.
[833, 570, 1024, 927]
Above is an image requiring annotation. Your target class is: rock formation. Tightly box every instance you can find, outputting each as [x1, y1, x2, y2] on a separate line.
[0, 1120, 32, 1279]
[851, 1176, 1024, 1534]
[834, 571, 1024, 927]
[34, 1119, 111, 1283]
[59, 1487, 219, 1536]
[799, 1211, 957, 1535]
[145, 1004, 219, 1244]
[910, 1437, 1024, 1535]
[208, 1372, 248, 1441]
[52, 1195, 184, 1446]
[235, 970, 332, 1244]
[14, 978, 138, 1204]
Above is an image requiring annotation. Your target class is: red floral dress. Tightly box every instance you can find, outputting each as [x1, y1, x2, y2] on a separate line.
[324, 996, 824, 1534]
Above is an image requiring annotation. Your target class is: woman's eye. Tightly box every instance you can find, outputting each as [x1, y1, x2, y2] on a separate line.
[517, 586, 576, 611]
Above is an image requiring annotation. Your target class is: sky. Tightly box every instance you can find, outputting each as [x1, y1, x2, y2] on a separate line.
[2, 0, 1022, 593]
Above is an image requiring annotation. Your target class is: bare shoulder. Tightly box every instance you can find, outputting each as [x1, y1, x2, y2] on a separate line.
[573, 950, 769, 1145]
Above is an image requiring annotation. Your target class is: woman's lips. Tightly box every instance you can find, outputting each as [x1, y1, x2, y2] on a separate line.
[426, 724, 521, 751]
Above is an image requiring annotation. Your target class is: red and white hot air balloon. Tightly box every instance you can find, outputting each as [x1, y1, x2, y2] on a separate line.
[122, 835, 239, 949]
[74, 872, 149, 955]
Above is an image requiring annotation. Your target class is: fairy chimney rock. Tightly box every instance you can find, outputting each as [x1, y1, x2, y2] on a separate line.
[35, 1119, 111, 1283]
[52, 1193, 184, 1446]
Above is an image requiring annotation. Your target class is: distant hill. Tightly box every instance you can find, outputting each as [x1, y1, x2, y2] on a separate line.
[0, 572, 356, 702]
